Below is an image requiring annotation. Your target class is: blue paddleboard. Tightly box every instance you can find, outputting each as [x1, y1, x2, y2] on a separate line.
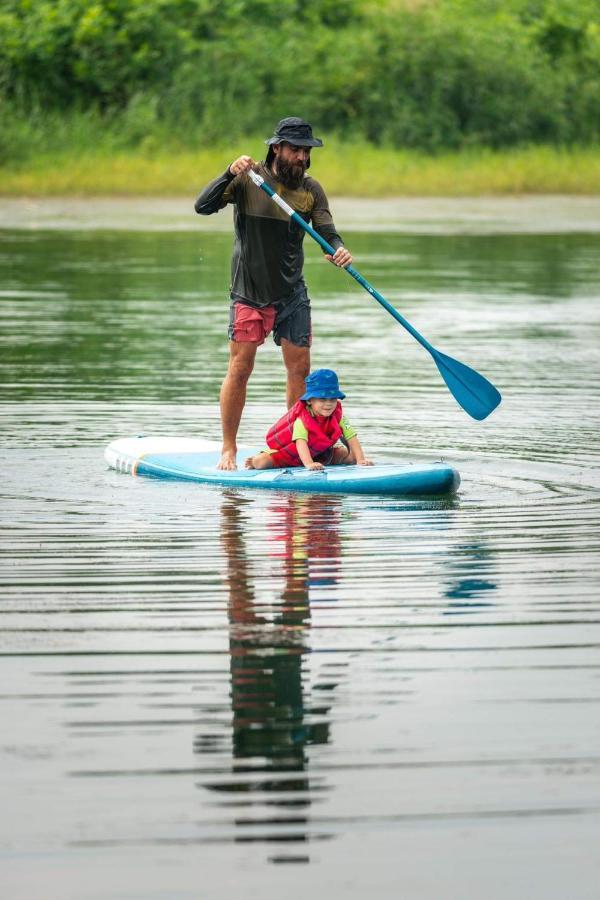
[105, 437, 460, 497]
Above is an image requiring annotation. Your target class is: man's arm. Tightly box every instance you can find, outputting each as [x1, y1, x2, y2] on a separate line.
[194, 156, 256, 215]
[309, 179, 353, 268]
[194, 169, 235, 215]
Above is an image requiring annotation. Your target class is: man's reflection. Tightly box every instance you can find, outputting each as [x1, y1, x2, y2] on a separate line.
[444, 540, 497, 609]
[203, 491, 344, 852]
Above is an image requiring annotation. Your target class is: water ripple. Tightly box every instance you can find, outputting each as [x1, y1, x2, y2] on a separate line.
[1, 228, 600, 895]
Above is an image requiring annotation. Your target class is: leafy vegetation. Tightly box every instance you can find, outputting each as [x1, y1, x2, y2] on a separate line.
[2, 140, 599, 196]
[1, 0, 599, 192]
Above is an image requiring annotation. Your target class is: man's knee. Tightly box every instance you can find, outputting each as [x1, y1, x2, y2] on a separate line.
[227, 346, 257, 382]
[227, 362, 253, 384]
[287, 363, 310, 380]
[283, 350, 310, 380]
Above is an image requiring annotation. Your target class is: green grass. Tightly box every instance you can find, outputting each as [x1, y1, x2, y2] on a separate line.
[1, 138, 599, 196]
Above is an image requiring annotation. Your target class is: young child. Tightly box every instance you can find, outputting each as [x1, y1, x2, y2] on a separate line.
[245, 369, 373, 471]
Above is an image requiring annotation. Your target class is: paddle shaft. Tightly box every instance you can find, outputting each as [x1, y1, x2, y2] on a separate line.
[247, 170, 435, 354]
[246, 168, 502, 421]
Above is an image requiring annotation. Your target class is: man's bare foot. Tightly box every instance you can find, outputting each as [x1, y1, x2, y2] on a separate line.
[217, 449, 237, 470]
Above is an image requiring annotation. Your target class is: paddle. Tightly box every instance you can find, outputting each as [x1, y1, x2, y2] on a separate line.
[247, 169, 501, 421]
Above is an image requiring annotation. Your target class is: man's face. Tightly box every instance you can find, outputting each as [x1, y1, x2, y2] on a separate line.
[273, 142, 311, 188]
[276, 142, 311, 166]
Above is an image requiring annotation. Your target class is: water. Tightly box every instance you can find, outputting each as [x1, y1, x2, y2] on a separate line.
[1, 222, 600, 899]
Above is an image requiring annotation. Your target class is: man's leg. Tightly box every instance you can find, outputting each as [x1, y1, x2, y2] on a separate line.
[219, 341, 258, 470]
[281, 338, 310, 409]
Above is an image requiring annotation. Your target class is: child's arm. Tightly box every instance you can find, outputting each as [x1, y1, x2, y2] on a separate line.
[296, 439, 324, 471]
[347, 435, 373, 466]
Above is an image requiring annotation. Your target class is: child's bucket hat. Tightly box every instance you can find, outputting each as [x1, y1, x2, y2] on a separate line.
[301, 369, 346, 401]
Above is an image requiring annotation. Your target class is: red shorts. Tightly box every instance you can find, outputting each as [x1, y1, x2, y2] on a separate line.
[228, 288, 312, 347]
[228, 302, 276, 345]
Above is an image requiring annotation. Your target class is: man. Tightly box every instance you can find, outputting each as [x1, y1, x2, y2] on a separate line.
[194, 116, 353, 470]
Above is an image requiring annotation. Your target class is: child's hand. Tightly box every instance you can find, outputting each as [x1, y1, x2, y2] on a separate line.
[358, 458, 374, 466]
[308, 462, 324, 471]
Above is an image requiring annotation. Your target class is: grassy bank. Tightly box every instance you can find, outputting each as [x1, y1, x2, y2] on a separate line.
[1, 142, 599, 197]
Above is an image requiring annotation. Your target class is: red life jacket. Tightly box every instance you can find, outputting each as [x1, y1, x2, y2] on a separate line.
[266, 400, 343, 466]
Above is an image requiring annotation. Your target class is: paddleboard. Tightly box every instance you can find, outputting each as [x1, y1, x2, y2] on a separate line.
[105, 436, 460, 496]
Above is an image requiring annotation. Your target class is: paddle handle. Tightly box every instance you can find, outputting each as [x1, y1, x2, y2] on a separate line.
[247, 170, 434, 354]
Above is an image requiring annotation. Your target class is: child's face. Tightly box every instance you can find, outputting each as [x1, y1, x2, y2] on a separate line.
[308, 396, 338, 416]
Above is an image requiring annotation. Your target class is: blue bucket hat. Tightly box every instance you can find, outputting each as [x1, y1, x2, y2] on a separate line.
[301, 369, 346, 401]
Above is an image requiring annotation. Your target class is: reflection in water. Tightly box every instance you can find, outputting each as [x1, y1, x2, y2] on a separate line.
[202, 492, 344, 857]
[443, 541, 498, 610]
[2, 226, 600, 894]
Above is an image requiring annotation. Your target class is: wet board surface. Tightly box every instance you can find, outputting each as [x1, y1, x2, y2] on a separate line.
[105, 436, 461, 496]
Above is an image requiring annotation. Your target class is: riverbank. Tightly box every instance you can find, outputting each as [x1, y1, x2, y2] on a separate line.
[2, 195, 600, 234]
[1, 144, 600, 198]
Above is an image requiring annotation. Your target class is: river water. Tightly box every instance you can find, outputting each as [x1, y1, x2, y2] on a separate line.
[1, 211, 600, 899]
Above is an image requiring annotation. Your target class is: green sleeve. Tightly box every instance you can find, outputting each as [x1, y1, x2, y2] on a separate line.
[340, 415, 357, 441]
[292, 418, 309, 441]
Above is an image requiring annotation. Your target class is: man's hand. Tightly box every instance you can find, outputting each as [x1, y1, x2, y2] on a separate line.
[228, 156, 256, 176]
[326, 246, 353, 268]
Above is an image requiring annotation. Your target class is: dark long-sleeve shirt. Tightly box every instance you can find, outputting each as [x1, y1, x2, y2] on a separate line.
[194, 162, 344, 307]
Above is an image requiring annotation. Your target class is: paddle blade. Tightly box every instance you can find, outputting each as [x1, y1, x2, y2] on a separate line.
[432, 350, 502, 420]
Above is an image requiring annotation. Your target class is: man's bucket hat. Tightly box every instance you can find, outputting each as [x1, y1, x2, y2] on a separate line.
[265, 117, 323, 148]
[301, 369, 346, 401]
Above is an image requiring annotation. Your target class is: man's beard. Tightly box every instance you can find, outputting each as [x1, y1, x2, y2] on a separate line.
[276, 157, 307, 189]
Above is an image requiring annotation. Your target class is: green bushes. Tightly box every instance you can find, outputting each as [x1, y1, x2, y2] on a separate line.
[1, 0, 599, 163]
